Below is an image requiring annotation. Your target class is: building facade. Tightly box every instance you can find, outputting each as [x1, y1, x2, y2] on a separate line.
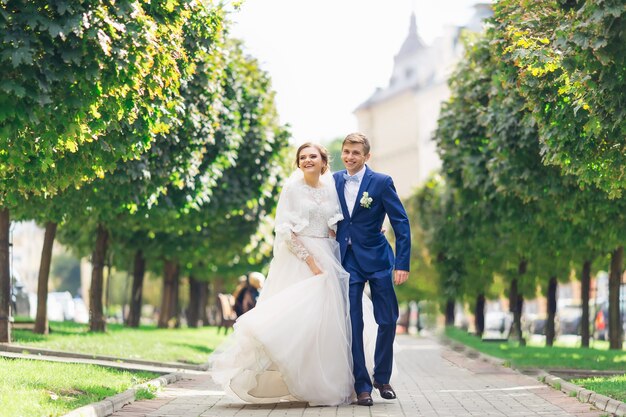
[354, 5, 492, 198]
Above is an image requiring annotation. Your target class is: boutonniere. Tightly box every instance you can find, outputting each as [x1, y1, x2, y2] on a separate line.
[360, 191, 373, 209]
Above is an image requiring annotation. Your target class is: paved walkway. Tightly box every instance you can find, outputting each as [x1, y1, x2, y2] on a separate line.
[112, 335, 604, 417]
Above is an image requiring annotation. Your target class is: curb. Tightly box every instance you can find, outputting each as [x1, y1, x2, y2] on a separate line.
[61, 372, 182, 417]
[439, 336, 626, 417]
[540, 372, 626, 417]
[0, 343, 206, 371]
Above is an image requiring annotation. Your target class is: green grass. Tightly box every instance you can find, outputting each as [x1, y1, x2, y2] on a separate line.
[13, 321, 228, 364]
[0, 357, 157, 417]
[572, 374, 626, 403]
[135, 385, 157, 400]
[445, 327, 626, 371]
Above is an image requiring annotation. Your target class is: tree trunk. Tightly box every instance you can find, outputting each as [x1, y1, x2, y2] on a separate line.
[545, 276, 557, 347]
[173, 267, 181, 328]
[515, 293, 525, 346]
[207, 277, 224, 326]
[474, 293, 485, 337]
[0, 208, 11, 343]
[34, 222, 57, 334]
[445, 298, 455, 326]
[510, 260, 527, 345]
[581, 259, 591, 348]
[200, 281, 209, 326]
[104, 255, 112, 318]
[187, 276, 202, 328]
[126, 250, 145, 328]
[608, 246, 623, 350]
[158, 260, 178, 328]
[89, 224, 109, 332]
[509, 278, 518, 338]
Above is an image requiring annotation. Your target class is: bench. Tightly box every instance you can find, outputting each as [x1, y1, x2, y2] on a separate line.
[216, 293, 237, 334]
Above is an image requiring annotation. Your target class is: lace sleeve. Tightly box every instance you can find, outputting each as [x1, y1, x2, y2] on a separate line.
[273, 180, 311, 258]
[285, 232, 310, 261]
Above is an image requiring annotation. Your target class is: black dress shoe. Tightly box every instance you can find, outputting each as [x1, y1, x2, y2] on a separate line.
[373, 381, 396, 399]
[356, 391, 373, 406]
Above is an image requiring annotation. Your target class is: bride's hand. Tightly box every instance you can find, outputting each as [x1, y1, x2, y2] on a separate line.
[328, 229, 336, 238]
[305, 256, 323, 275]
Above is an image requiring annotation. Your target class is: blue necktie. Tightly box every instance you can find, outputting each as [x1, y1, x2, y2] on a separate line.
[343, 173, 359, 183]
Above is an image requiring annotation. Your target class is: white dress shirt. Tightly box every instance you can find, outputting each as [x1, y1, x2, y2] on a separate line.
[344, 166, 366, 217]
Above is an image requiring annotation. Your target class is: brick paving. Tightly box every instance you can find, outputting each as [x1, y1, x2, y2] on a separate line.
[112, 335, 605, 417]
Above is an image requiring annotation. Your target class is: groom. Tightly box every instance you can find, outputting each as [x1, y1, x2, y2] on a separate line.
[334, 132, 411, 406]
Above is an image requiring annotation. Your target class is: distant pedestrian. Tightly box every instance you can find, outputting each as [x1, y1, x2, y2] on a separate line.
[233, 271, 264, 316]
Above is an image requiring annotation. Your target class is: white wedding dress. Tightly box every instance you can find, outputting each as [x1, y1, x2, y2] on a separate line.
[209, 172, 373, 406]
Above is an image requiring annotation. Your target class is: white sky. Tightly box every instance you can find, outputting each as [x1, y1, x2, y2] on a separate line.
[229, 0, 484, 145]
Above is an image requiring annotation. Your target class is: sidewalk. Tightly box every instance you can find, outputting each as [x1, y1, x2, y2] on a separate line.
[111, 335, 605, 417]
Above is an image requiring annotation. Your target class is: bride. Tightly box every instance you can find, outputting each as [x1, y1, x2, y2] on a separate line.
[209, 143, 370, 406]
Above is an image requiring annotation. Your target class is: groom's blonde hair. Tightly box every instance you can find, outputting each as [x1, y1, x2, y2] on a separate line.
[343, 132, 371, 155]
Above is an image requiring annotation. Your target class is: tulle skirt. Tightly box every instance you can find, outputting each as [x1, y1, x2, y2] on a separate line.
[209, 237, 356, 406]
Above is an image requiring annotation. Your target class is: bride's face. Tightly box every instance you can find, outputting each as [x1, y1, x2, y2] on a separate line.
[298, 146, 325, 176]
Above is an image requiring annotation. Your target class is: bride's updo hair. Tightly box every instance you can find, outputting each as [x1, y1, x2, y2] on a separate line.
[295, 142, 330, 174]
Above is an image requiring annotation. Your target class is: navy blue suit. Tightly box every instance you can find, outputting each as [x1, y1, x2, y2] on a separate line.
[334, 165, 411, 394]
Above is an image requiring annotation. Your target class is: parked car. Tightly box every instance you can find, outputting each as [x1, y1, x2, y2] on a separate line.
[484, 311, 513, 337]
[528, 316, 547, 335]
[72, 297, 89, 324]
[556, 303, 583, 336]
[47, 291, 75, 322]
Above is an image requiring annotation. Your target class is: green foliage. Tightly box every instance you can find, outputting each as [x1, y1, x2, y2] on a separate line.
[56, 34, 290, 285]
[134, 38, 290, 277]
[396, 184, 439, 303]
[493, 0, 626, 197]
[426, 32, 540, 304]
[414, 7, 626, 311]
[0, 0, 194, 205]
[325, 136, 345, 173]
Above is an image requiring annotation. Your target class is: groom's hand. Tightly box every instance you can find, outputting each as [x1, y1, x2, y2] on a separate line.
[394, 270, 409, 285]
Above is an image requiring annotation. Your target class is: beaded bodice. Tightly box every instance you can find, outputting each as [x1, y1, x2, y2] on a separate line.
[297, 185, 341, 238]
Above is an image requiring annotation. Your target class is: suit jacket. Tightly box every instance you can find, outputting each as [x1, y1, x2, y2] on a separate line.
[333, 166, 411, 274]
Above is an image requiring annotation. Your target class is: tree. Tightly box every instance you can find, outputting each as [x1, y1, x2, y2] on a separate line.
[0, 0, 193, 342]
[431, 32, 536, 337]
[58, 37, 290, 330]
[494, 0, 626, 197]
[54, 1, 229, 332]
[138, 39, 290, 328]
[492, 0, 626, 348]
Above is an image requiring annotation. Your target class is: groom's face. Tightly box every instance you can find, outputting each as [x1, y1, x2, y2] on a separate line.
[341, 143, 370, 175]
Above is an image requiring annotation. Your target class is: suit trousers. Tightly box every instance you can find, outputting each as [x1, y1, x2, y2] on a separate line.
[344, 246, 399, 394]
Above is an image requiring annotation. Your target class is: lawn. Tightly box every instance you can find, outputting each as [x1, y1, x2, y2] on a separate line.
[445, 327, 626, 404]
[445, 327, 626, 371]
[572, 374, 626, 403]
[13, 322, 229, 364]
[0, 357, 157, 417]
